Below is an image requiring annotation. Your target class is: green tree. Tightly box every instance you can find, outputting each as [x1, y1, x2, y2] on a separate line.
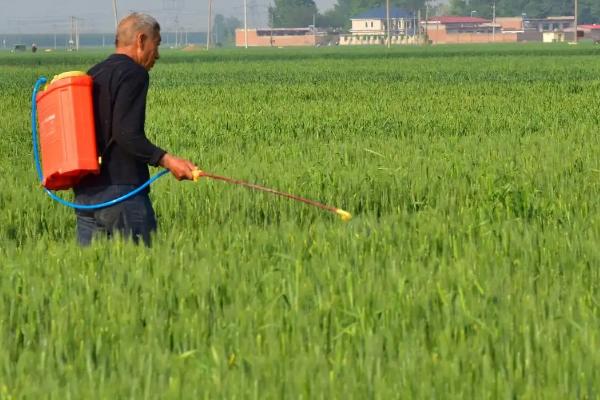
[213, 14, 241, 47]
[318, 0, 428, 29]
[447, 0, 599, 22]
[578, 0, 600, 23]
[321, 0, 599, 28]
[269, 0, 319, 28]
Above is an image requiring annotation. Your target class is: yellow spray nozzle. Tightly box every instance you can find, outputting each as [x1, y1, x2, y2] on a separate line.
[192, 169, 203, 182]
[336, 209, 352, 222]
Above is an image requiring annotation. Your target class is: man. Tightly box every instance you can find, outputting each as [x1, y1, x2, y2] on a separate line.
[74, 13, 197, 246]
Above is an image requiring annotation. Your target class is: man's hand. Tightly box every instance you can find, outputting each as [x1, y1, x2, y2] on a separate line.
[159, 153, 198, 181]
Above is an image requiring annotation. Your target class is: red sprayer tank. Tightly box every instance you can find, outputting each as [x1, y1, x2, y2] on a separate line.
[35, 71, 99, 190]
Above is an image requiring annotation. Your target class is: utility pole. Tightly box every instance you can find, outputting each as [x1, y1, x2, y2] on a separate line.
[175, 16, 179, 47]
[206, 0, 212, 50]
[75, 18, 80, 51]
[574, 0, 578, 43]
[425, 1, 429, 44]
[270, 5, 274, 47]
[414, 12, 417, 36]
[244, 0, 248, 48]
[70, 16, 74, 51]
[112, 0, 119, 29]
[386, 0, 390, 48]
[492, 1, 496, 42]
[425, 0, 429, 44]
[417, 9, 421, 44]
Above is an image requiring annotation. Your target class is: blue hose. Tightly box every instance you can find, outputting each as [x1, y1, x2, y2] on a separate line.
[32, 76, 169, 210]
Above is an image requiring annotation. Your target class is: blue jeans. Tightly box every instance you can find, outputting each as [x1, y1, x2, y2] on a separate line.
[74, 185, 157, 247]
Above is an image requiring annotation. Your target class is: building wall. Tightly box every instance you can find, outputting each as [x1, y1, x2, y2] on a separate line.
[351, 19, 384, 34]
[524, 17, 575, 33]
[496, 17, 523, 31]
[519, 30, 575, 42]
[542, 32, 566, 43]
[350, 18, 415, 36]
[582, 29, 600, 41]
[426, 26, 518, 44]
[425, 22, 498, 35]
[235, 29, 329, 47]
[339, 34, 421, 45]
[517, 32, 542, 42]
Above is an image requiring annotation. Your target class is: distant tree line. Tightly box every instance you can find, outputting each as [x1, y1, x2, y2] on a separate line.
[449, 0, 599, 24]
[268, 0, 599, 29]
[212, 14, 242, 46]
[317, 0, 430, 28]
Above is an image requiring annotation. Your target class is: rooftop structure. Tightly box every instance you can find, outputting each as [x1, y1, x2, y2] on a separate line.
[427, 16, 490, 25]
[579, 24, 600, 42]
[422, 15, 513, 44]
[350, 6, 417, 37]
[496, 17, 525, 32]
[523, 16, 575, 33]
[424, 16, 500, 34]
[340, 6, 420, 46]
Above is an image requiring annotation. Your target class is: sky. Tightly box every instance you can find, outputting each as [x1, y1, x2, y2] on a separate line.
[0, 0, 338, 34]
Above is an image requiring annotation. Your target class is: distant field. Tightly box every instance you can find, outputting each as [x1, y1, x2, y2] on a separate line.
[1, 44, 599, 398]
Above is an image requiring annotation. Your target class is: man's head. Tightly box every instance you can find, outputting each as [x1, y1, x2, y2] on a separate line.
[115, 13, 161, 71]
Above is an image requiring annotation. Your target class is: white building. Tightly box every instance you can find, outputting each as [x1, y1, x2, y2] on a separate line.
[340, 6, 418, 45]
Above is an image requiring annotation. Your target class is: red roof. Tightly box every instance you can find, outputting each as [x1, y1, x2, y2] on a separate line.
[579, 24, 600, 30]
[428, 16, 491, 24]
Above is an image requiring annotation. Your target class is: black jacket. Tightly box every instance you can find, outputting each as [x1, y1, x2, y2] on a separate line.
[75, 54, 166, 193]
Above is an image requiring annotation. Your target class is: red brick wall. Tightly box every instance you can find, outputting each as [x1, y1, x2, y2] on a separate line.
[496, 17, 523, 31]
[427, 28, 518, 44]
[235, 29, 318, 47]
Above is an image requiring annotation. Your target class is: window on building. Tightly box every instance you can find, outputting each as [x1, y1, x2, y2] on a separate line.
[365, 22, 368, 28]
[371, 21, 373, 28]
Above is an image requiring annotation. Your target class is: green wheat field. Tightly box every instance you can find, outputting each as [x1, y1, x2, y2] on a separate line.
[1, 44, 599, 398]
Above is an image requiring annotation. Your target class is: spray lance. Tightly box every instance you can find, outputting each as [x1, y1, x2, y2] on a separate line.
[32, 74, 352, 221]
[191, 170, 352, 221]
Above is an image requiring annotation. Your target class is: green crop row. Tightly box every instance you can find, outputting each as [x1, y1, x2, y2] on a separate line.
[0, 44, 599, 398]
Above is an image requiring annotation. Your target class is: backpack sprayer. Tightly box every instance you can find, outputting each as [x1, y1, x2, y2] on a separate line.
[31, 73, 352, 221]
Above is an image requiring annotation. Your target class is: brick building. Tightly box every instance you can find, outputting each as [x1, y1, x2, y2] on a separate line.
[235, 28, 332, 47]
[497, 16, 576, 42]
[523, 16, 575, 33]
[580, 24, 600, 42]
[495, 17, 524, 32]
[423, 16, 515, 44]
